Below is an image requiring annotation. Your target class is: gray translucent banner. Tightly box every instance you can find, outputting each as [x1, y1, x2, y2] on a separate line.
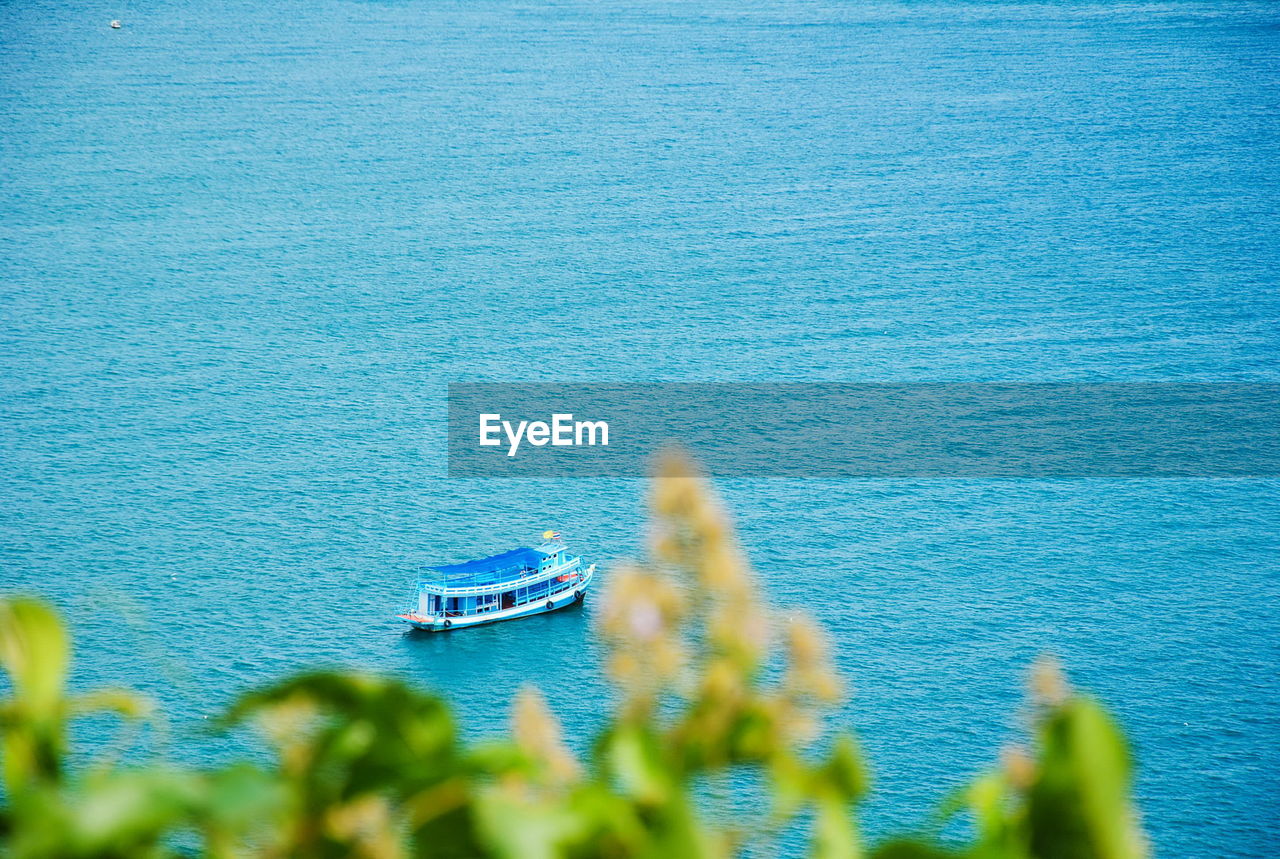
[447, 383, 1280, 478]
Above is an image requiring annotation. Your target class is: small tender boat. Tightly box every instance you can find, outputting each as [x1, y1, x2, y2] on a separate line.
[396, 532, 594, 632]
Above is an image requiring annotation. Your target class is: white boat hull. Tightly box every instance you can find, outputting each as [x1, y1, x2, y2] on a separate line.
[399, 583, 588, 632]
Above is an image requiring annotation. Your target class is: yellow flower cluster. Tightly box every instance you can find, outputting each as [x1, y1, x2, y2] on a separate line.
[598, 447, 851, 781]
[510, 686, 582, 791]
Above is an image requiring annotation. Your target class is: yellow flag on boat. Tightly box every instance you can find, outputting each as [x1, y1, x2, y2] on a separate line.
[543, 530, 562, 541]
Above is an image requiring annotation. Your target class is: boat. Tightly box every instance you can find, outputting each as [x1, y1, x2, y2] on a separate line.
[396, 532, 595, 631]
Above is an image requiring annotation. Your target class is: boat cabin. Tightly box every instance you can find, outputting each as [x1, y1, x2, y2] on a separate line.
[412, 542, 586, 621]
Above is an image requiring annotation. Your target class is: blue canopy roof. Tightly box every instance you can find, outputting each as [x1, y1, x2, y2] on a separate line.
[423, 547, 547, 585]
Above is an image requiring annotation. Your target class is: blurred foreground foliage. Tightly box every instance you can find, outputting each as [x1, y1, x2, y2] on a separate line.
[1, 453, 1146, 858]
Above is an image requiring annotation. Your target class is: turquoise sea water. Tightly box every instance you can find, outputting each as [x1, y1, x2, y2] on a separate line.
[2, 1, 1278, 854]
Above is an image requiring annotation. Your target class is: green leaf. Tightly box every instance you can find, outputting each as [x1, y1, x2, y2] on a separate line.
[603, 726, 672, 807]
[0, 598, 71, 792]
[0, 598, 69, 716]
[869, 839, 961, 859]
[821, 734, 869, 801]
[1029, 697, 1143, 859]
[810, 788, 860, 859]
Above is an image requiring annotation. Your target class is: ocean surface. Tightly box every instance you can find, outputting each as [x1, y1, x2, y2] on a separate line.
[2, 0, 1278, 854]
